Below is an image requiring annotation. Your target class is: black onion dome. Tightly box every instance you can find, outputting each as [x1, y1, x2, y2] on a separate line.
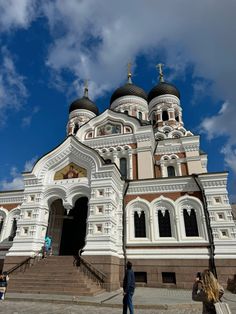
[110, 83, 148, 105]
[69, 96, 99, 115]
[148, 82, 180, 102]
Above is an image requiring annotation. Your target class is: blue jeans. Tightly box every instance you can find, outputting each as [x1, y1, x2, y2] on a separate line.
[123, 292, 134, 314]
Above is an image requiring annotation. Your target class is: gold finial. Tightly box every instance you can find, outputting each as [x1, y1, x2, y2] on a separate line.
[156, 63, 164, 82]
[127, 62, 132, 83]
[84, 79, 89, 97]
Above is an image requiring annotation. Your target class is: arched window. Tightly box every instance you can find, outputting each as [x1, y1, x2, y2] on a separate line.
[175, 115, 179, 122]
[0, 218, 4, 236]
[162, 110, 169, 121]
[120, 158, 127, 179]
[167, 166, 175, 177]
[158, 210, 172, 237]
[134, 211, 146, 237]
[124, 110, 129, 115]
[73, 123, 79, 135]
[138, 111, 142, 120]
[183, 208, 199, 237]
[8, 218, 17, 241]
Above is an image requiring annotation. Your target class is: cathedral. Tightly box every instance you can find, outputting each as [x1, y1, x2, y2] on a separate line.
[1, 65, 236, 291]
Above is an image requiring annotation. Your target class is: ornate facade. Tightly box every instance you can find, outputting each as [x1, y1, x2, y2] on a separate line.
[1, 69, 236, 290]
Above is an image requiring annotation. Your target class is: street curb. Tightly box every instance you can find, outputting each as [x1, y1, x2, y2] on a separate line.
[5, 296, 202, 310]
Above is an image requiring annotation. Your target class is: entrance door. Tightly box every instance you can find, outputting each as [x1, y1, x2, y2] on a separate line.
[59, 197, 88, 255]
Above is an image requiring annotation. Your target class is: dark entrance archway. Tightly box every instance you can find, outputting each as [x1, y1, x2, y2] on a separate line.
[59, 197, 88, 255]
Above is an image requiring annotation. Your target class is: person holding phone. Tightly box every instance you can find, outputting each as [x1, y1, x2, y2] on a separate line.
[192, 269, 224, 313]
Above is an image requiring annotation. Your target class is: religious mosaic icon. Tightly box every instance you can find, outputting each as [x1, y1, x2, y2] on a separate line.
[97, 122, 121, 136]
[54, 163, 87, 180]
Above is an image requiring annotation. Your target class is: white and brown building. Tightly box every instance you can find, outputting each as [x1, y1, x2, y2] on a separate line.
[1, 71, 236, 290]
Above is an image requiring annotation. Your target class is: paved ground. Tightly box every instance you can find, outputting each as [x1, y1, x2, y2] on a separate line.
[1, 287, 236, 313]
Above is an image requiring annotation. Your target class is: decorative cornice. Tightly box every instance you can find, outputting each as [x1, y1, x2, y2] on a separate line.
[149, 95, 180, 111]
[110, 95, 148, 111]
[127, 177, 198, 194]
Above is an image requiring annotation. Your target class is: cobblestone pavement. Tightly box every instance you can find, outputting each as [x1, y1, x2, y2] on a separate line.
[0, 301, 202, 314]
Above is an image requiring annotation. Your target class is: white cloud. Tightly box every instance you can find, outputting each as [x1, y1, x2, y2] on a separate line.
[0, 0, 37, 31]
[0, 157, 38, 191]
[0, 47, 28, 125]
[21, 106, 40, 127]
[24, 156, 38, 172]
[40, 1, 236, 177]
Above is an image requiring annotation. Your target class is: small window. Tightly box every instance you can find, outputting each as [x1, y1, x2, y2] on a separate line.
[26, 211, 32, 218]
[138, 111, 142, 120]
[214, 197, 221, 204]
[98, 189, 104, 196]
[162, 272, 176, 284]
[134, 211, 146, 237]
[73, 123, 79, 135]
[217, 213, 224, 220]
[134, 272, 147, 283]
[167, 166, 175, 177]
[158, 210, 172, 237]
[0, 218, 4, 235]
[183, 208, 199, 237]
[30, 195, 35, 202]
[162, 110, 169, 121]
[22, 227, 29, 236]
[97, 206, 103, 214]
[124, 110, 129, 115]
[120, 158, 127, 179]
[96, 225, 102, 232]
[221, 230, 229, 237]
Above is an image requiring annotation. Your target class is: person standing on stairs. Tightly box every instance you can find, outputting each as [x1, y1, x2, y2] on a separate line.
[43, 235, 52, 258]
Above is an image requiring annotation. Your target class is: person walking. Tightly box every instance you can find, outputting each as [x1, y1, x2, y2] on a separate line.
[192, 269, 224, 313]
[123, 261, 135, 314]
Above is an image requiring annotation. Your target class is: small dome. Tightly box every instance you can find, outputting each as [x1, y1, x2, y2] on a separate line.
[69, 96, 99, 115]
[148, 82, 180, 102]
[110, 83, 147, 106]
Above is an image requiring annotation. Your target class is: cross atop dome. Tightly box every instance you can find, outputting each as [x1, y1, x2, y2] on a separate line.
[84, 79, 89, 98]
[127, 62, 132, 83]
[156, 63, 165, 82]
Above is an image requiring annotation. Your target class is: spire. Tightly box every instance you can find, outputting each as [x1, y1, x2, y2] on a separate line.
[127, 62, 132, 83]
[83, 79, 89, 98]
[156, 63, 165, 82]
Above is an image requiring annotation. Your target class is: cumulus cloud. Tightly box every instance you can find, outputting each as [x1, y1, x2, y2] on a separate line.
[1, 1, 236, 181]
[0, 157, 38, 191]
[0, 47, 28, 126]
[200, 101, 236, 175]
[0, 0, 37, 31]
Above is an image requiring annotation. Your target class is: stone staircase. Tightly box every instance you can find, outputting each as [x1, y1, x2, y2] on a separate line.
[7, 256, 104, 296]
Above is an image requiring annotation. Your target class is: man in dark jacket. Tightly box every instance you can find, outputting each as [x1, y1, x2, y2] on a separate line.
[123, 261, 135, 314]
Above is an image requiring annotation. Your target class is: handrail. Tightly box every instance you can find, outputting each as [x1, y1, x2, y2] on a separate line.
[79, 256, 107, 288]
[6, 250, 42, 275]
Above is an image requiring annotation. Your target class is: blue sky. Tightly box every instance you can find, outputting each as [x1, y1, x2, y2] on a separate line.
[0, 0, 236, 202]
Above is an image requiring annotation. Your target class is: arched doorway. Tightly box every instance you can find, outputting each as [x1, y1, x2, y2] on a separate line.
[59, 197, 88, 255]
[47, 197, 88, 256]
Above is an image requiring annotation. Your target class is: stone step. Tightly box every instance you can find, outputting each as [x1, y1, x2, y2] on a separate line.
[7, 255, 104, 296]
[8, 287, 103, 296]
[9, 274, 88, 283]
